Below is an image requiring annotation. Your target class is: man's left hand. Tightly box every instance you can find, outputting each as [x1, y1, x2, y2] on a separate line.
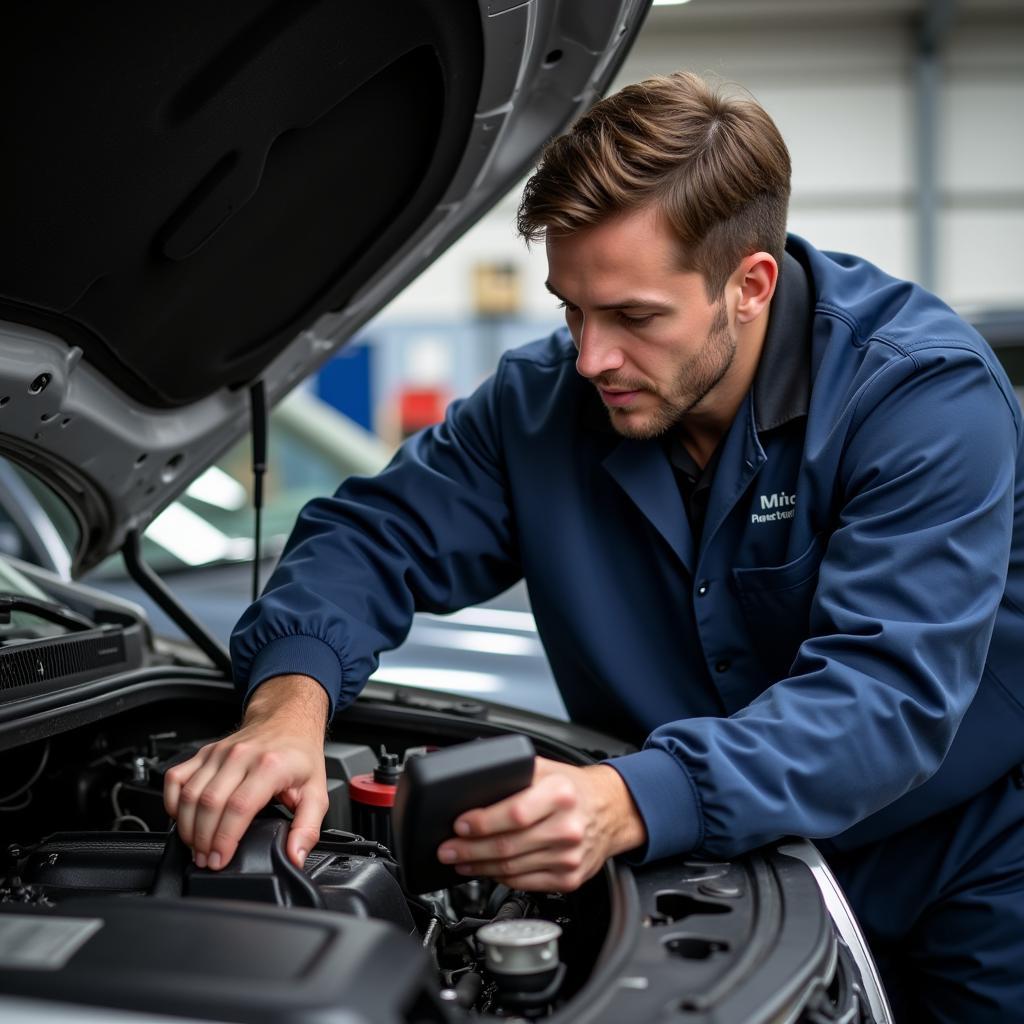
[436, 757, 646, 892]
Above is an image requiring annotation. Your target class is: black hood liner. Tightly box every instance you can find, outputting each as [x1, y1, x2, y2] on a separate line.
[2, 1, 482, 408]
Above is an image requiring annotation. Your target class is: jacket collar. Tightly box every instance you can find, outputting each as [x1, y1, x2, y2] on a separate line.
[752, 248, 812, 434]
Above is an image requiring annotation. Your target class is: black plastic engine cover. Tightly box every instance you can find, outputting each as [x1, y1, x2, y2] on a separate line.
[23, 826, 417, 935]
[0, 896, 438, 1024]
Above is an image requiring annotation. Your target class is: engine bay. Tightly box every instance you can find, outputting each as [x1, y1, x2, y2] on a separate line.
[0, 698, 611, 1022]
[0, 686, 876, 1023]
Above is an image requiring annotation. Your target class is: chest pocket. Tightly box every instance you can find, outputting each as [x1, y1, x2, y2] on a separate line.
[732, 532, 826, 681]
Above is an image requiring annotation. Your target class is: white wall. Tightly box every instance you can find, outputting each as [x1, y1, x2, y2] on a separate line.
[940, 11, 1024, 306]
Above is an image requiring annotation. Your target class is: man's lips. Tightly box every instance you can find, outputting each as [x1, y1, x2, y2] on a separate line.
[598, 386, 643, 407]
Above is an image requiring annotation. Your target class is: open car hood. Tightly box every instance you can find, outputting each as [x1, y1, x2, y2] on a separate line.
[0, 0, 649, 574]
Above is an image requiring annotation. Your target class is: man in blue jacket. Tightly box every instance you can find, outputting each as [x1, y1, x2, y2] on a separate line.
[165, 72, 1024, 1020]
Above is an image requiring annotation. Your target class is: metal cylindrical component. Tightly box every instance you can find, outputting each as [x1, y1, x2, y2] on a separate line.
[476, 918, 562, 988]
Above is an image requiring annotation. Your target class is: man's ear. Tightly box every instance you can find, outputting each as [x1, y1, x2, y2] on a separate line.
[733, 252, 778, 324]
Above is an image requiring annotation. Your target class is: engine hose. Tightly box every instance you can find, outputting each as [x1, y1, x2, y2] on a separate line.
[493, 895, 532, 922]
[454, 971, 483, 1009]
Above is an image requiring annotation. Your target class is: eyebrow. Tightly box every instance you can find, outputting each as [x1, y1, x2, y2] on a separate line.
[544, 281, 671, 311]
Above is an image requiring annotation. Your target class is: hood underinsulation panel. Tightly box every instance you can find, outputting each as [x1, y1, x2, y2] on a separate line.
[2, 1, 482, 408]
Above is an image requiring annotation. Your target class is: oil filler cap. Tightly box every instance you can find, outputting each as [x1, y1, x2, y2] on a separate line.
[477, 919, 562, 978]
[477, 918, 565, 1002]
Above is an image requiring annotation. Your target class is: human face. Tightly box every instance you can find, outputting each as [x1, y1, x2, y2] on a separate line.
[545, 205, 737, 441]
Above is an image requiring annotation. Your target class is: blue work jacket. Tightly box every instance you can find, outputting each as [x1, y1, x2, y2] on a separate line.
[232, 235, 1024, 862]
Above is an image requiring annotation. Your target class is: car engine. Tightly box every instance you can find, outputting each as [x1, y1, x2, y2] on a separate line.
[0, 688, 878, 1024]
[0, 702, 616, 1023]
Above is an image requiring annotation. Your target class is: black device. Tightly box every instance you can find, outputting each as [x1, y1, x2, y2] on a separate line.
[392, 734, 536, 894]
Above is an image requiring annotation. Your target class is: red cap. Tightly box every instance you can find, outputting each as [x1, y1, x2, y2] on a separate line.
[349, 772, 397, 807]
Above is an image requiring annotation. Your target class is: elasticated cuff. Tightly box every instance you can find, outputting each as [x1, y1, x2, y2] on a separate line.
[604, 748, 704, 864]
[243, 634, 343, 716]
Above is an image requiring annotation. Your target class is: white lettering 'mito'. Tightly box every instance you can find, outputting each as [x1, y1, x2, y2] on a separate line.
[759, 491, 796, 511]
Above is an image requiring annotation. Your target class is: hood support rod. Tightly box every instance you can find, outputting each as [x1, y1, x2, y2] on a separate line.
[121, 530, 232, 678]
[250, 379, 268, 604]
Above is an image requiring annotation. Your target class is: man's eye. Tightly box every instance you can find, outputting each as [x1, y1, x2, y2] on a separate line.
[616, 312, 654, 327]
[557, 301, 580, 315]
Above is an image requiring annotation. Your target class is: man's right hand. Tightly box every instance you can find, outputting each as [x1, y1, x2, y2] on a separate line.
[163, 674, 330, 871]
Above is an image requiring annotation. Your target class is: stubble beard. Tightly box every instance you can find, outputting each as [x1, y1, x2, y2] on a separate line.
[605, 300, 735, 441]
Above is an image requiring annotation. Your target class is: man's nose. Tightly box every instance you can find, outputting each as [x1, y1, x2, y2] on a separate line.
[575, 319, 624, 380]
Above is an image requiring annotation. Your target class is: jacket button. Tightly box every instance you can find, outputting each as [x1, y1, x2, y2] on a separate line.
[715, 660, 731, 673]
[697, 581, 710, 597]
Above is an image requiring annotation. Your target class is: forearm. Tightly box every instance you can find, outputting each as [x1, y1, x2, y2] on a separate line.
[243, 673, 329, 731]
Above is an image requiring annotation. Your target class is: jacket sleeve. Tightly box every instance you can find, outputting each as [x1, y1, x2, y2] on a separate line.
[610, 347, 1020, 860]
[230, 357, 520, 716]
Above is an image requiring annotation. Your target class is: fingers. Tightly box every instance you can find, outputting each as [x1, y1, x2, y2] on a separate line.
[170, 751, 228, 854]
[194, 764, 289, 869]
[439, 771, 592, 891]
[437, 763, 614, 894]
[451, 842, 586, 882]
[440, 810, 584, 866]
[286, 784, 330, 869]
[454, 772, 577, 838]
[163, 746, 211, 820]
[441, 824, 597, 893]
[163, 731, 327, 871]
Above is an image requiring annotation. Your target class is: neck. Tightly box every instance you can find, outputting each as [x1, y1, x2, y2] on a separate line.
[678, 305, 770, 466]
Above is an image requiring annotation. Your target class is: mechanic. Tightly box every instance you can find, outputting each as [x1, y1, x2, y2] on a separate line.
[165, 72, 1024, 1021]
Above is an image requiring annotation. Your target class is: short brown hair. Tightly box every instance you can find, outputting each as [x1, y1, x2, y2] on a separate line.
[517, 71, 791, 298]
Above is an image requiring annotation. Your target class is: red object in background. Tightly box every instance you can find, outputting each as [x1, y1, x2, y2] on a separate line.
[399, 387, 448, 436]
[349, 773, 398, 808]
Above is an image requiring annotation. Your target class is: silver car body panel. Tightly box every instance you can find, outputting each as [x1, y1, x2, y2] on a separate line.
[778, 842, 894, 1024]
